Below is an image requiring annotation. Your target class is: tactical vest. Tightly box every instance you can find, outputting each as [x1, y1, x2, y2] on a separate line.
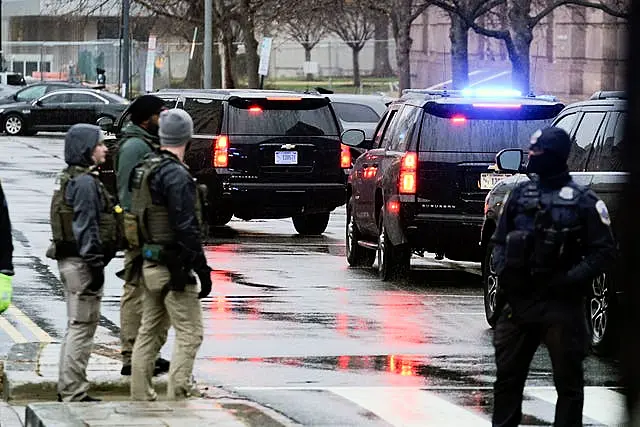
[48, 166, 122, 258]
[127, 153, 206, 249]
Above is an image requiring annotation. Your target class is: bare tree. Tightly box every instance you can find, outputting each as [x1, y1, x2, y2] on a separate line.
[372, 13, 394, 77]
[436, 0, 629, 93]
[326, 1, 375, 88]
[282, 1, 328, 80]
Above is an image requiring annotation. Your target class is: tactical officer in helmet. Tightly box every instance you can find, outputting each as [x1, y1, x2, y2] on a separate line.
[115, 94, 170, 377]
[490, 127, 616, 427]
[46, 124, 119, 402]
[129, 108, 212, 401]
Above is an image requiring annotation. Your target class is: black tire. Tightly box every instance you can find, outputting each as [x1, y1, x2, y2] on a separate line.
[211, 209, 233, 226]
[376, 208, 410, 281]
[4, 114, 24, 136]
[483, 242, 501, 328]
[292, 212, 330, 235]
[346, 198, 375, 267]
[585, 273, 617, 356]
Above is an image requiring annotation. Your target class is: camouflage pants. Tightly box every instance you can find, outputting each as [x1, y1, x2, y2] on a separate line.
[130, 260, 203, 401]
[57, 257, 102, 402]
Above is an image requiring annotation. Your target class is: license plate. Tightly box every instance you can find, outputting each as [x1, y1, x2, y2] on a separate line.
[479, 173, 511, 190]
[275, 151, 298, 165]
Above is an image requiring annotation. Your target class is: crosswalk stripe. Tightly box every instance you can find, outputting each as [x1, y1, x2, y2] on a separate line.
[5, 305, 53, 343]
[327, 386, 490, 427]
[526, 386, 628, 426]
[0, 314, 27, 343]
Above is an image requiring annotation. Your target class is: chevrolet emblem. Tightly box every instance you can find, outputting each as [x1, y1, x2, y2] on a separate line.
[281, 144, 296, 150]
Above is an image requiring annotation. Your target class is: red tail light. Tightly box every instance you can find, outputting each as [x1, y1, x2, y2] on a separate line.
[340, 144, 351, 169]
[213, 135, 229, 167]
[399, 152, 417, 194]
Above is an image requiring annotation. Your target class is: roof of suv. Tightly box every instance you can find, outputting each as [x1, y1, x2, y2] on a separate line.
[400, 89, 561, 108]
[562, 91, 627, 110]
[156, 88, 328, 100]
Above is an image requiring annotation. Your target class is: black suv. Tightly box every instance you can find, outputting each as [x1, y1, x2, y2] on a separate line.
[342, 89, 564, 280]
[100, 89, 363, 235]
[482, 91, 626, 354]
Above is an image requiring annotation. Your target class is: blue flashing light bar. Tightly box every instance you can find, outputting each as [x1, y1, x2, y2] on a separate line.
[461, 88, 522, 98]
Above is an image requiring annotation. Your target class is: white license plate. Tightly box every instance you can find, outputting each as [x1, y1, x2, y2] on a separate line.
[479, 173, 511, 190]
[275, 151, 298, 165]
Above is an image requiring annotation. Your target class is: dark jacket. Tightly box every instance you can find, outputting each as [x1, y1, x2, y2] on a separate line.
[64, 125, 106, 268]
[116, 123, 159, 211]
[0, 180, 13, 275]
[491, 172, 616, 317]
[148, 150, 207, 271]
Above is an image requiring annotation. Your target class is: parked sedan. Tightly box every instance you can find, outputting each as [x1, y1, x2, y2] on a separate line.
[326, 94, 392, 142]
[1, 88, 129, 135]
[0, 81, 82, 105]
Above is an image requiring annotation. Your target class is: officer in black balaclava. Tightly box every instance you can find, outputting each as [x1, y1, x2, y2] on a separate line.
[489, 127, 616, 427]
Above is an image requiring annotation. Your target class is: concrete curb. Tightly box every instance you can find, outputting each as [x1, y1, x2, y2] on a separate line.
[3, 342, 167, 402]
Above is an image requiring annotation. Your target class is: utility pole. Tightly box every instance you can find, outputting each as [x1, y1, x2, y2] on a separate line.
[204, 0, 213, 89]
[122, 0, 130, 97]
[0, 0, 4, 72]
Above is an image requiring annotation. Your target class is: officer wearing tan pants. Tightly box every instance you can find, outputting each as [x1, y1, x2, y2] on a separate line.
[46, 124, 117, 402]
[129, 109, 212, 400]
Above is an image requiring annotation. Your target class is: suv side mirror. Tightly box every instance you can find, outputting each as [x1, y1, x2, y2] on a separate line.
[32, 99, 42, 106]
[341, 129, 366, 147]
[496, 149, 524, 173]
[97, 116, 114, 133]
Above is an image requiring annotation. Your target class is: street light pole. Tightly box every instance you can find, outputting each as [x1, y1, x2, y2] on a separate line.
[0, 0, 4, 72]
[122, 0, 130, 97]
[204, 0, 212, 89]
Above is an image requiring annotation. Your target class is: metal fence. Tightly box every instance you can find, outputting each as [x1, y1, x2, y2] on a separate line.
[3, 38, 398, 94]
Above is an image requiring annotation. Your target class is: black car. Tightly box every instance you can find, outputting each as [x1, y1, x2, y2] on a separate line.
[482, 91, 626, 354]
[100, 89, 363, 235]
[0, 81, 81, 105]
[341, 89, 564, 280]
[1, 88, 129, 136]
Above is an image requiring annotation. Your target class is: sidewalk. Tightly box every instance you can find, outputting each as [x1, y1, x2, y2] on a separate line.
[2, 342, 296, 426]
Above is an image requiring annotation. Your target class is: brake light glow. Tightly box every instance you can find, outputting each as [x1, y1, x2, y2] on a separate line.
[387, 200, 400, 213]
[248, 106, 262, 113]
[213, 135, 229, 167]
[266, 97, 302, 101]
[472, 103, 522, 109]
[399, 152, 417, 194]
[451, 115, 467, 124]
[340, 144, 351, 168]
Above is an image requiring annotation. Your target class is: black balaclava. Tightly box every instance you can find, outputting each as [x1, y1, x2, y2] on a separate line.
[526, 127, 571, 177]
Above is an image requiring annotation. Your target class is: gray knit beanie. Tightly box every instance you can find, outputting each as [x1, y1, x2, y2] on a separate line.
[159, 108, 193, 147]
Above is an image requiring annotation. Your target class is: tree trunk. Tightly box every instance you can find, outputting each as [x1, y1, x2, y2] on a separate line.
[184, 30, 204, 87]
[221, 31, 236, 88]
[238, 0, 260, 88]
[391, 10, 413, 93]
[352, 47, 362, 89]
[507, 0, 533, 94]
[372, 13, 393, 77]
[449, 13, 469, 90]
[304, 46, 313, 81]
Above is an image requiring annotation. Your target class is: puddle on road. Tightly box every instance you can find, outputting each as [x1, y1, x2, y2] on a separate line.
[204, 354, 495, 386]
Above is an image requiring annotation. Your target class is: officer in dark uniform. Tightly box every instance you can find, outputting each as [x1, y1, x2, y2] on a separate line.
[0, 178, 14, 312]
[129, 108, 212, 400]
[490, 127, 616, 427]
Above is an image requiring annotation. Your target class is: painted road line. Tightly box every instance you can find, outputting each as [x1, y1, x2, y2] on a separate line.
[468, 70, 511, 88]
[328, 386, 490, 427]
[0, 314, 28, 344]
[526, 386, 627, 426]
[426, 70, 486, 90]
[5, 305, 53, 343]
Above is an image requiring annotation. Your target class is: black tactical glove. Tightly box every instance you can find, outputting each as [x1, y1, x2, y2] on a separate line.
[196, 266, 213, 299]
[88, 266, 105, 292]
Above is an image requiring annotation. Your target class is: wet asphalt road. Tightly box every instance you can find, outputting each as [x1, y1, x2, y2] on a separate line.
[0, 134, 624, 426]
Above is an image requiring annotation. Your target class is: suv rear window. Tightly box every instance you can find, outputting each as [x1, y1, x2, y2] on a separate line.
[228, 98, 339, 136]
[183, 97, 223, 134]
[332, 102, 380, 123]
[419, 115, 554, 152]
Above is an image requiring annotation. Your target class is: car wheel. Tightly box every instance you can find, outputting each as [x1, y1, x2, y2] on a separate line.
[346, 198, 375, 267]
[4, 114, 24, 135]
[211, 208, 233, 226]
[585, 272, 617, 355]
[483, 242, 500, 328]
[377, 208, 410, 281]
[292, 212, 330, 236]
